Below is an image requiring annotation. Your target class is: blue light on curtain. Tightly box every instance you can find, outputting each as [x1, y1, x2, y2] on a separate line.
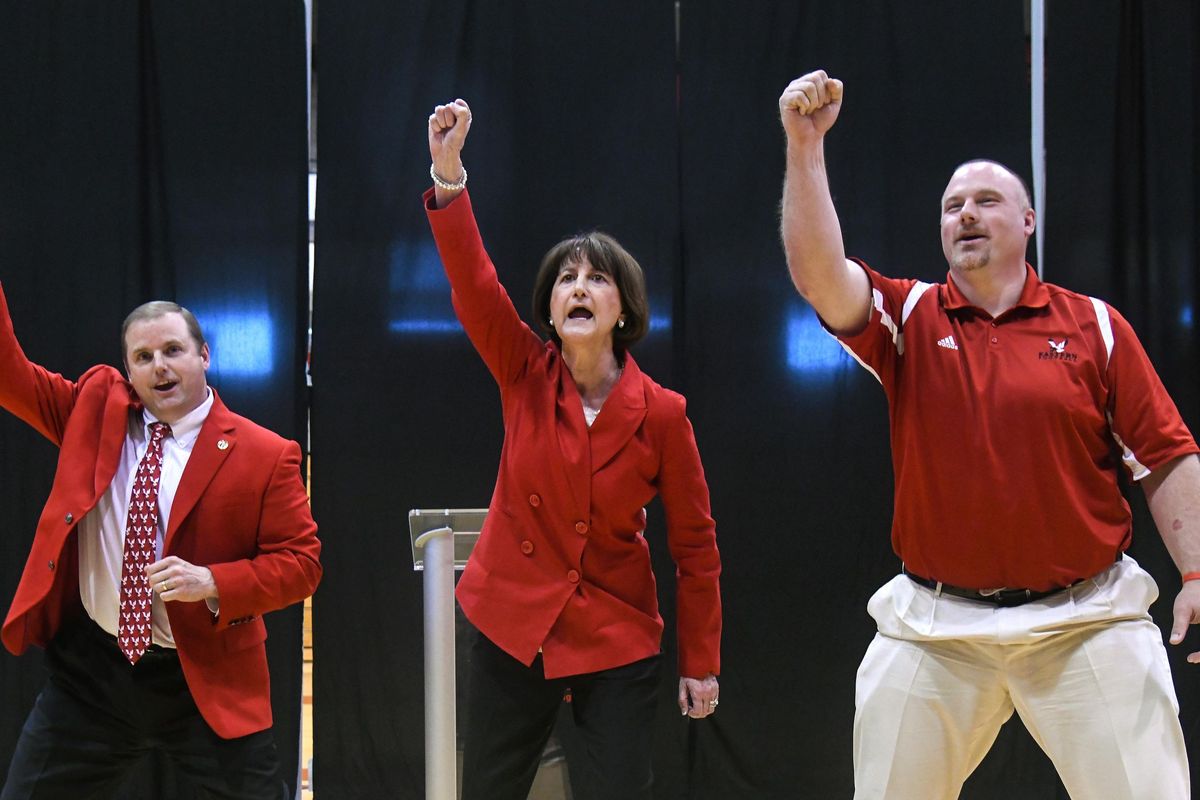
[785, 303, 852, 375]
[198, 309, 276, 377]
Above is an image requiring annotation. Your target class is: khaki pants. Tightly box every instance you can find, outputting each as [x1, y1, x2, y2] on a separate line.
[853, 557, 1189, 799]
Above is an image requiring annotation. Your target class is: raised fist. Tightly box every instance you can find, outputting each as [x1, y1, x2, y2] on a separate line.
[779, 70, 843, 142]
[428, 98, 472, 182]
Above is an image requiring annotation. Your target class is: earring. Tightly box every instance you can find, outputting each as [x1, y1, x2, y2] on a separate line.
[548, 317, 554, 327]
[617, 318, 625, 329]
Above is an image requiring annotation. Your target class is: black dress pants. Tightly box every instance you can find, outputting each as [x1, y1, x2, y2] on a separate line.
[0, 615, 286, 800]
[461, 629, 661, 800]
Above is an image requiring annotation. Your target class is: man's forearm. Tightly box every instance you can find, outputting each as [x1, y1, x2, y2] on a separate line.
[1144, 453, 1200, 575]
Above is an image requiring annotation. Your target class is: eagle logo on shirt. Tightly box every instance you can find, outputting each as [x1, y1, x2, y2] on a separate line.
[1039, 337, 1078, 362]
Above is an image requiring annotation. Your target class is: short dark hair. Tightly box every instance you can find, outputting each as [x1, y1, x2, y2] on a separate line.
[531, 232, 650, 356]
[121, 301, 207, 359]
[953, 159, 1033, 210]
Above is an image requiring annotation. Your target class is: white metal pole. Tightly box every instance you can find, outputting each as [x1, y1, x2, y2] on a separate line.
[416, 527, 457, 800]
[1031, 0, 1046, 278]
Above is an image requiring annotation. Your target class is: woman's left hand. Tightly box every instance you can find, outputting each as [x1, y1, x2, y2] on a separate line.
[678, 674, 720, 719]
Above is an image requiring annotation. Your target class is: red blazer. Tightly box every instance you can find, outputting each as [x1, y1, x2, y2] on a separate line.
[0, 283, 322, 739]
[426, 189, 721, 679]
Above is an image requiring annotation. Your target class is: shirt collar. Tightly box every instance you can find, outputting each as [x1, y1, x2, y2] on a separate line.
[941, 263, 1051, 313]
[141, 387, 214, 448]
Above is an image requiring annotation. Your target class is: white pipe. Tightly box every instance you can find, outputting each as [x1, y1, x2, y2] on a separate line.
[419, 527, 457, 800]
[1031, 0, 1046, 278]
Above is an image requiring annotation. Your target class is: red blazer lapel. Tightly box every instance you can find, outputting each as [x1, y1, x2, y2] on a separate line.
[165, 391, 237, 552]
[589, 355, 648, 473]
[552, 351, 592, 513]
[94, 383, 139, 498]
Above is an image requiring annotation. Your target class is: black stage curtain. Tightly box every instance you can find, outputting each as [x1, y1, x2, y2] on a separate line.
[0, 2, 309, 796]
[312, 1, 1199, 797]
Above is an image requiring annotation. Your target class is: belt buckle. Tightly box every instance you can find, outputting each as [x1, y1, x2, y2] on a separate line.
[994, 588, 1038, 607]
[977, 587, 1006, 598]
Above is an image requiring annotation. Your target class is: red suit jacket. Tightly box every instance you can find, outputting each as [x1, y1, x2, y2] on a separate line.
[426, 189, 721, 679]
[0, 283, 322, 739]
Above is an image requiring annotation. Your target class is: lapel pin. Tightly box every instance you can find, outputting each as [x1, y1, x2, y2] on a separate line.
[217, 439, 230, 451]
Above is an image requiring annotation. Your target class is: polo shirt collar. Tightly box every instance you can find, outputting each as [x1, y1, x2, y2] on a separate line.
[941, 263, 1051, 313]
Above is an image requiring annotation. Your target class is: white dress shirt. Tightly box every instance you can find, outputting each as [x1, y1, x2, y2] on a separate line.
[78, 389, 214, 647]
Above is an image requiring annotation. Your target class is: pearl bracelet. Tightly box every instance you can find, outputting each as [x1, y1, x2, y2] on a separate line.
[430, 163, 467, 191]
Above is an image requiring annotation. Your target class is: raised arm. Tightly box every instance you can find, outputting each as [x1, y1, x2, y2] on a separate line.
[0, 282, 80, 445]
[425, 100, 545, 386]
[428, 99, 471, 209]
[779, 70, 870, 335]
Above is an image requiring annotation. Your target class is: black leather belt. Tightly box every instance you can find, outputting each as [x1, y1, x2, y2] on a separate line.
[903, 567, 1074, 608]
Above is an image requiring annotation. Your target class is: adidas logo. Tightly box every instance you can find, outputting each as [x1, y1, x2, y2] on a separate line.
[936, 335, 959, 350]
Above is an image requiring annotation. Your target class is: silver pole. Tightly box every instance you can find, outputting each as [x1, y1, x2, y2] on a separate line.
[416, 526, 457, 800]
[1031, 0, 1046, 278]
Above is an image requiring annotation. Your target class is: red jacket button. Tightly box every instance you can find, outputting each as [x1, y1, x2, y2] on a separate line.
[567, 569, 580, 584]
[575, 521, 588, 535]
[521, 540, 534, 555]
[64, 513, 74, 524]
[529, 494, 541, 507]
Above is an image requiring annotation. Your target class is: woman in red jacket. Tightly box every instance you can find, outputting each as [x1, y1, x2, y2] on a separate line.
[424, 99, 722, 800]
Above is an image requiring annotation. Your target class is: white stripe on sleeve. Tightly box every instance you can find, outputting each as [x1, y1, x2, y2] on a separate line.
[1108, 412, 1150, 480]
[901, 281, 934, 325]
[1089, 296, 1114, 367]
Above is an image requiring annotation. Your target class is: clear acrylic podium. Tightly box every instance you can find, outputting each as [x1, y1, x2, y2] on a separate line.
[408, 508, 486, 800]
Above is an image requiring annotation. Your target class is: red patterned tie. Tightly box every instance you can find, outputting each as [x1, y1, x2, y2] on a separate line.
[118, 421, 171, 664]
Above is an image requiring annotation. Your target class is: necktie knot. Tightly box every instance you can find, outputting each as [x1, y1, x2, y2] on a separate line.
[149, 421, 171, 445]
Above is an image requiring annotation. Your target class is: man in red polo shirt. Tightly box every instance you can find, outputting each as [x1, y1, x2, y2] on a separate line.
[778, 69, 1200, 799]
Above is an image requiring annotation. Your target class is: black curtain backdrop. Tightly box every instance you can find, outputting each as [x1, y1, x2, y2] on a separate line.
[311, 1, 1200, 798]
[0, 2, 310, 796]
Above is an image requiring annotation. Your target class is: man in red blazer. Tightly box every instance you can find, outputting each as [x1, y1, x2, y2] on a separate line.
[0, 283, 322, 799]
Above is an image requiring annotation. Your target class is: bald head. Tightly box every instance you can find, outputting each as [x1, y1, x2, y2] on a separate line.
[946, 159, 1032, 211]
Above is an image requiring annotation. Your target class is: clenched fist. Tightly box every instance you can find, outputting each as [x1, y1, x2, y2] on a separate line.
[779, 70, 843, 143]
[428, 98, 472, 191]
